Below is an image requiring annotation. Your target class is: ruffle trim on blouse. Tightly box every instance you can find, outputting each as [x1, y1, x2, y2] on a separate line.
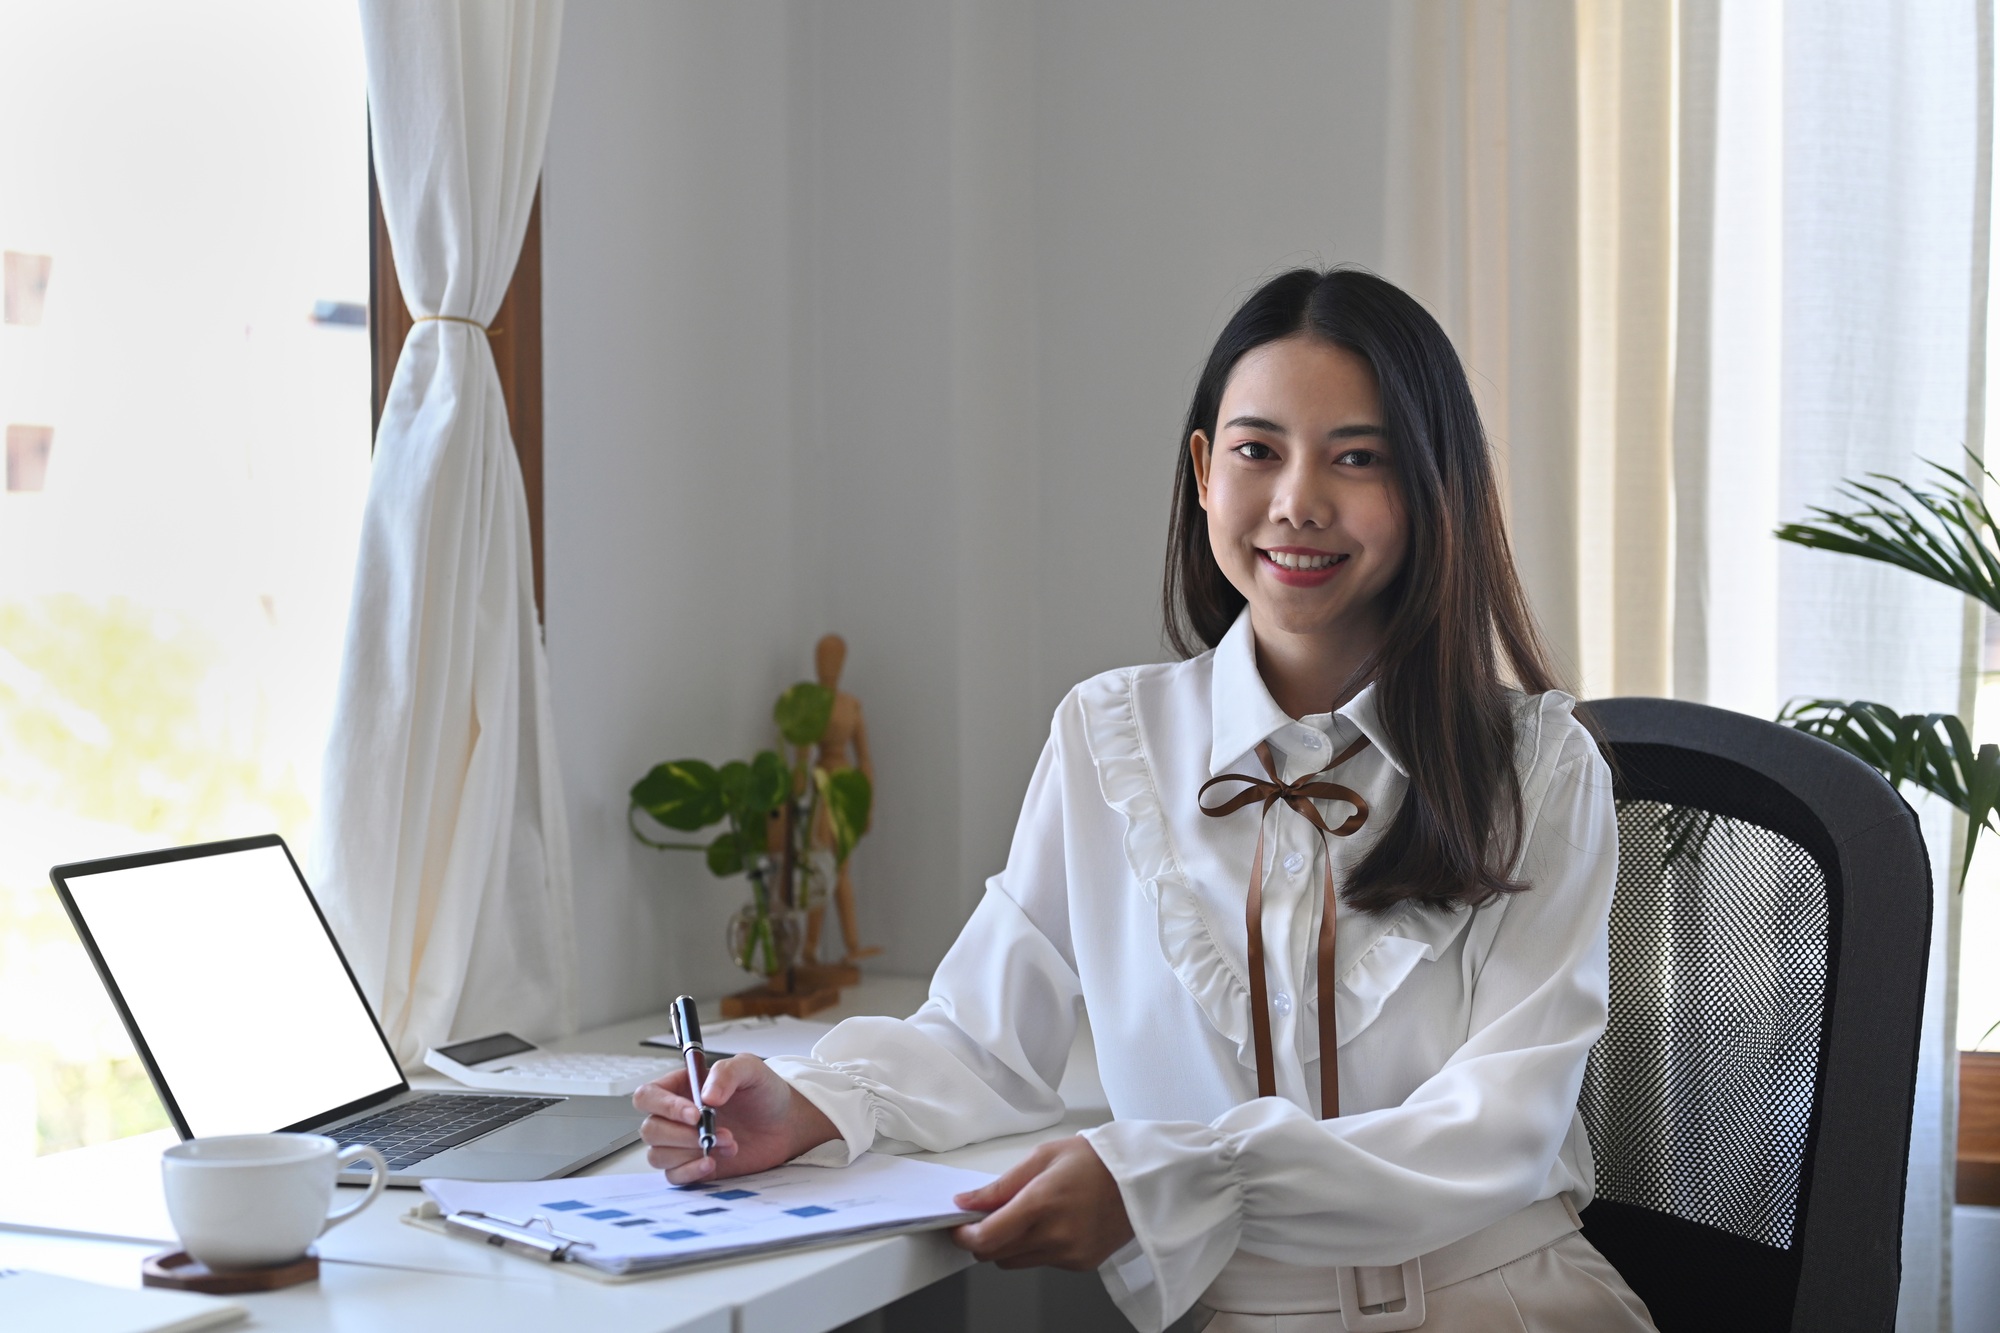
[1078, 666, 1462, 1073]
[1304, 902, 1474, 1061]
[1080, 667, 1260, 1069]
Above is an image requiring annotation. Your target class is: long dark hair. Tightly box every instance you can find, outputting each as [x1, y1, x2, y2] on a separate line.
[1164, 267, 1564, 911]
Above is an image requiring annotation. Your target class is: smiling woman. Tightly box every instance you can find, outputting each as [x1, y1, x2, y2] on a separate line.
[1165, 267, 1566, 915]
[1187, 335, 1407, 716]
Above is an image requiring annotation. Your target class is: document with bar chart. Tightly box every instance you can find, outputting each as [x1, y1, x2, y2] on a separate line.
[420, 1153, 995, 1275]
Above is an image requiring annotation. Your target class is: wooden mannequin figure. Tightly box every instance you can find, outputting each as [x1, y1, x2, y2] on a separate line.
[807, 634, 880, 965]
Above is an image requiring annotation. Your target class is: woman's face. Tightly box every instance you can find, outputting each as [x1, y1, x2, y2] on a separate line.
[1191, 334, 1408, 651]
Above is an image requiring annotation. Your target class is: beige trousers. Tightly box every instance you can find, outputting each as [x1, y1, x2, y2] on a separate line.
[1195, 1235, 1657, 1333]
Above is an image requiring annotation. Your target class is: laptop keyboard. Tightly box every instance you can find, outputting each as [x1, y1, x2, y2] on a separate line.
[335, 1092, 562, 1172]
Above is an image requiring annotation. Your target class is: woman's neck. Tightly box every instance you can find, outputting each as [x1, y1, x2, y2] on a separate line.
[1250, 614, 1382, 719]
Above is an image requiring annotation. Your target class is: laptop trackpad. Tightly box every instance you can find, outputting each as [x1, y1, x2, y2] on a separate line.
[476, 1111, 628, 1154]
[420, 1148, 581, 1181]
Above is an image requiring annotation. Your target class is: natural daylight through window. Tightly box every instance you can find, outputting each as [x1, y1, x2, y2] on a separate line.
[0, 0, 370, 1163]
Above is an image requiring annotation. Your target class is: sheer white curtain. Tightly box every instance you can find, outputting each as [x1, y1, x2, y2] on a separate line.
[317, 0, 574, 1067]
[1385, 3, 1987, 1329]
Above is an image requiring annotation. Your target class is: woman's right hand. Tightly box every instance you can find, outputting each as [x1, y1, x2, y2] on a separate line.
[633, 1055, 840, 1184]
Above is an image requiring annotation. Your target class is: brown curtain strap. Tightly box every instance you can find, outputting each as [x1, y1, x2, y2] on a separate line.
[1198, 734, 1371, 1116]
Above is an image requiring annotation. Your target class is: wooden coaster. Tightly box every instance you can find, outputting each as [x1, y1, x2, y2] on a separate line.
[720, 981, 839, 1018]
[143, 1247, 319, 1293]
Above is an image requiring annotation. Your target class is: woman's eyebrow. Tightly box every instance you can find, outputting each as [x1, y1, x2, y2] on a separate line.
[1223, 414, 1286, 433]
[1222, 416, 1385, 439]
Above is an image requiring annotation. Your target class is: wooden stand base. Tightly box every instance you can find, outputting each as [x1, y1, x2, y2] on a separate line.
[793, 962, 862, 989]
[720, 981, 839, 1018]
[144, 1247, 319, 1293]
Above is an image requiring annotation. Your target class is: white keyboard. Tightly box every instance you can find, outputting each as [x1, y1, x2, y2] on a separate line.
[425, 1041, 680, 1097]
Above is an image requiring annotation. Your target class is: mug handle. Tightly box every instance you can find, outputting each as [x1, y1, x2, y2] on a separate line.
[321, 1145, 387, 1235]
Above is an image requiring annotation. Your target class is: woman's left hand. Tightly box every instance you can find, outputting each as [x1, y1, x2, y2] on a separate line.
[949, 1135, 1134, 1270]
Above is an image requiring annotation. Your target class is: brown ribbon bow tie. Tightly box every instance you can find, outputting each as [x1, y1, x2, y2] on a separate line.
[1198, 734, 1372, 1117]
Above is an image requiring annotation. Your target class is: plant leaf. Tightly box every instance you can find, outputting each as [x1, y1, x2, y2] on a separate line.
[717, 760, 752, 819]
[1781, 697, 2000, 889]
[748, 749, 789, 812]
[706, 831, 744, 877]
[815, 768, 873, 865]
[630, 759, 723, 831]
[1775, 456, 2000, 613]
[775, 682, 836, 746]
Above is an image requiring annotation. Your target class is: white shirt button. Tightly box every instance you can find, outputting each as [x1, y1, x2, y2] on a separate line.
[1273, 991, 1294, 1017]
[1298, 731, 1323, 750]
[1283, 851, 1306, 877]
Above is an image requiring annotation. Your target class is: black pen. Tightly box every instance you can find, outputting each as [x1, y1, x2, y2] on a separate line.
[671, 994, 717, 1155]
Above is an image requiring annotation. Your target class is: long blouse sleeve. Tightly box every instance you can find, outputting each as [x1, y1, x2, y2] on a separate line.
[764, 730, 1082, 1163]
[1082, 725, 1616, 1330]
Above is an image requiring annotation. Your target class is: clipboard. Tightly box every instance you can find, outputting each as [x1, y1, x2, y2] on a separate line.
[403, 1202, 643, 1283]
[404, 1155, 994, 1283]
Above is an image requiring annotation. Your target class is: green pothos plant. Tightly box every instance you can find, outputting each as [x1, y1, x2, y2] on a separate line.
[628, 681, 872, 977]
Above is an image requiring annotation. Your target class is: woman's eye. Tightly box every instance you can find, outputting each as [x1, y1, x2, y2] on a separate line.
[1231, 440, 1276, 461]
[1336, 448, 1380, 468]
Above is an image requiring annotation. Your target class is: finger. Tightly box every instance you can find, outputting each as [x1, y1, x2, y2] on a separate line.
[638, 1116, 738, 1155]
[646, 1143, 701, 1171]
[646, 1140, 739, 1179]
[633, 1078, 698, 1121]
[950, 1193, 1038, 1261]
[661, 1151, 719, 1185]
[700, 1054, 764, 1107]
[952, 1145, 1052, 1212]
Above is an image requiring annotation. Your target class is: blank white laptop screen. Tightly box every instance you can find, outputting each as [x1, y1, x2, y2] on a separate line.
[59, 842, 403, 1136]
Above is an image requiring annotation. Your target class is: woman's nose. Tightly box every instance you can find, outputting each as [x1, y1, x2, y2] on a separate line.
[1269, 462, 1332, 529]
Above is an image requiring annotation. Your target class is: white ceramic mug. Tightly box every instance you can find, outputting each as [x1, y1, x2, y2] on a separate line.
[161, 1133, 387, 1269]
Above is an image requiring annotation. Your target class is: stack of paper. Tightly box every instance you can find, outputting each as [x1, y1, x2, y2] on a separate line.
[643, 1015, 835, 1062]
[422, 1153, 992, 1276]
[0, 1268, 245, 1333]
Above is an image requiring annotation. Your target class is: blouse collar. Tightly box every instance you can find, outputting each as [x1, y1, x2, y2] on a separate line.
[1208, 608, 1407, 778]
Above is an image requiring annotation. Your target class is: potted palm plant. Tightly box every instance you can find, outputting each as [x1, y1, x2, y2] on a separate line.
[1774, 461, 2000, 888]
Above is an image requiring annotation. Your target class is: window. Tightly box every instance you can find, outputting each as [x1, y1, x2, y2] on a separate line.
[0, 2, 371, 1162]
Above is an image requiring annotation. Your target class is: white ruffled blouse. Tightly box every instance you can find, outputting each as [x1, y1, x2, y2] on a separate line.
[766, 610, 1617, 1331]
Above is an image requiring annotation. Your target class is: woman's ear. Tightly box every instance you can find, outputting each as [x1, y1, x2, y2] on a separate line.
[1190, 431, 1212, 510]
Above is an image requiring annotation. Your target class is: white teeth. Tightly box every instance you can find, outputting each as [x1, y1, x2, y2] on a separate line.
[1266, 550, 1343, 571]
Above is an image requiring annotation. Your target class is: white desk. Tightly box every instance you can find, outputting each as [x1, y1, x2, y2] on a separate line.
[0, 976, 1111, 1333]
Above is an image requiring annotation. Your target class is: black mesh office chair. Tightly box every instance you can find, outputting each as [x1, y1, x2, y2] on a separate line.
[1572, 698, 1931, 1333]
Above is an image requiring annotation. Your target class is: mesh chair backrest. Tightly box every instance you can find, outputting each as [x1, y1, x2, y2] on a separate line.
[1580, 793, 1830, 1252]
[1576, 702, 1929, 1333]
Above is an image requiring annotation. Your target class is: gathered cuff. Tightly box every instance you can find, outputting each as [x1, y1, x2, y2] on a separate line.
[1082, 1117, 1247, 1332]
[764, 1055, 877, 1166]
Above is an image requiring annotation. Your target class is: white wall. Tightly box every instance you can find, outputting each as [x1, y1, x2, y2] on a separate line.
[543, 2, 801, 1023]
[546, 1, 1392, 1028]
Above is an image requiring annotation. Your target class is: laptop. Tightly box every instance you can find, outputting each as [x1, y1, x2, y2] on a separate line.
[49, 834, 639, 1186]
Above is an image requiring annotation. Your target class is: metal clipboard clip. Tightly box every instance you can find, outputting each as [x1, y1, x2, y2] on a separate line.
[442, 1210, 600, 1264]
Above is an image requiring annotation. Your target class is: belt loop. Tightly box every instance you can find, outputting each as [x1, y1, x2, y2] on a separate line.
[1336, 1258, 1425, 1331]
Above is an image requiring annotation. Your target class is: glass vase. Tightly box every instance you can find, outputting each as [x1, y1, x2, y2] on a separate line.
[725, 885, 807, 982]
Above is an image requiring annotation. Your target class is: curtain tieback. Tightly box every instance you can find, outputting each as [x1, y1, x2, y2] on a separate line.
[411, 313, 502, 336]
[1198, 735, 1370, 1115]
